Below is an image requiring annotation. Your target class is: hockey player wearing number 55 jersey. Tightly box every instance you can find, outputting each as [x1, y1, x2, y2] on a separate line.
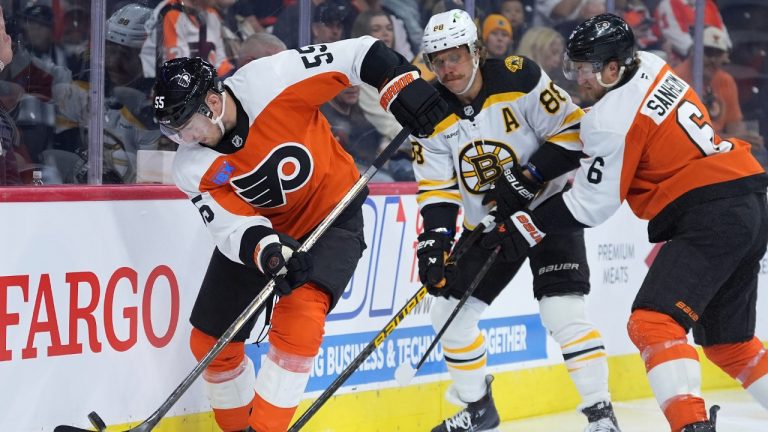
[485, 14, 768, 432]
[412, 9, 620, 432]
[152, 37, 447, 432]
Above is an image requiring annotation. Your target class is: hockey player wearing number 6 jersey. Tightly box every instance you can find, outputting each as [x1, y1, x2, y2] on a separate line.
[484, 13, 768, 432]
[152, 37, 447, 432]
[412, 9, 620, 432]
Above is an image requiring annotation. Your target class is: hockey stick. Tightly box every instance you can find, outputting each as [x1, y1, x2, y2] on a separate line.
[394, 244, 501, 386]
[287, 215, 495, 432]
[53, 128, 412, 432]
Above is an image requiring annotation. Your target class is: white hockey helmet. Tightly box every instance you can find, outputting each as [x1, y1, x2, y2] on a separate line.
[422, 9, 478, 57]
[106, 3, 152, 49]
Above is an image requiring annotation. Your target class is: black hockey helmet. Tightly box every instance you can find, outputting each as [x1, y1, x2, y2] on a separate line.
[565, 13, 635, 75]
[153, 57, 222, 129]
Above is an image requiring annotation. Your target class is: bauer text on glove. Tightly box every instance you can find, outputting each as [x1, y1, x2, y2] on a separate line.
[481, 210, 545, 261]
[482, 164, 541, 220]
[380, 68, 448, 138]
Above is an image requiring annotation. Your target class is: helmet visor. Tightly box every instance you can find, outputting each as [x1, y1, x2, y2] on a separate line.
[160, 112, 215, 146]
[563, 54, 602, 81]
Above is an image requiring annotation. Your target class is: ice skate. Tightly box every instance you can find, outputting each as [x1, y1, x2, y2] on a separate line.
[581, 401, 620, 432]
[431, 375, 500, 432]
[681, 405, 720, 432]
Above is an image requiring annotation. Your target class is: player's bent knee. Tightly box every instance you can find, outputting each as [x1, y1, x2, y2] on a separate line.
[627, 309, 687, 348]
[430, 296, 487, 347]
[538, 294, 589, 336]
[269, 283, 330, 357]
[190, 327, 245, 373]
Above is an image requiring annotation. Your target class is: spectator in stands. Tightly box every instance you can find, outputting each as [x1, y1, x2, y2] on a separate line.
[320, 85, 394, 180]
[237, 33, 287, 68]
[0, 6, 21, 185]
[655, 0, 727, 67]
[674, 26, 764, 156]
[381, 0, 423, 56]
[499, 0, 528, 51]
[351, 8, 415, 180]
[141, 0, 234, 78]
[273, 0, 356, 49]
[516, 26, 565, 79]
[51, 3, 161, 184]
[312, 0, 352, 44]
[482, 14, 513, 59]
[534, 0, 604, 30]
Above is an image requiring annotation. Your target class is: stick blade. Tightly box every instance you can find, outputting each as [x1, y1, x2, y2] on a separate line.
[394, 363, 417, 387]
[54, 426, 95, 432]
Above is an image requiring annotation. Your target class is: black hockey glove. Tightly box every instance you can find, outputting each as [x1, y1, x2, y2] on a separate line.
[481, 210, 545, 261]
[482, 164, 541, 220]
[381, 70, 448, 138]
[416, 228, 454, 297]
[256, 233, 313, 296]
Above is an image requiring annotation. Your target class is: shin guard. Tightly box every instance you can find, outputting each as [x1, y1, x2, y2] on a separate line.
[539, 295, 611, 410]
[190, 328, 255, 431]
[703, 337, 768, 409]
[431, 296, 489, 405]
[628, 309, 707, 431]
[249, 284, 330, 432]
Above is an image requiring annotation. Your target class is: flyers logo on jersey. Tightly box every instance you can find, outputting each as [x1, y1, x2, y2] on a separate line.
[231, 143, 314, 208]
[504, 56, 524, 73]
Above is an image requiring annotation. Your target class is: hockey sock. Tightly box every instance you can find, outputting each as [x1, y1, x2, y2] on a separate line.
[539, 295, 611, 411]
[431, 296, 489, 404]
[190, 328, 255, 431]
[703, 337, 768, 409]
[628, 309, 707, 431]
[250, 284, 330, 432]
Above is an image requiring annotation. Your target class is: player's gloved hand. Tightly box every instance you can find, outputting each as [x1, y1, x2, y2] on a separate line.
[481, 210, 545, 261]
[256, 233, 313, 296]
[380, 68, 448, 138]
[416, 228, 454, 297]
[482, 164, 541, 220]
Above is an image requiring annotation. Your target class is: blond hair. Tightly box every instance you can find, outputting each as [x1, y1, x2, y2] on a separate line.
[516, 26, 563, 65]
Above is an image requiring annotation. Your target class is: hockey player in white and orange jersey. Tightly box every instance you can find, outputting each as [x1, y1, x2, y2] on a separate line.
[152, 36, 447, 432]
[413, 9, 620, 432]
[483, 14, 768, 432]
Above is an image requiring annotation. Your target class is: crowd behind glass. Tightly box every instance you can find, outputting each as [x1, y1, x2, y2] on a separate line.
[0, 0, 765, 186]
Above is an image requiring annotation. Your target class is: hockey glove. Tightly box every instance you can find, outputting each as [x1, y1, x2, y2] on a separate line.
[255, 232, 313, 296]
[482, 164, 541, 220]
[481, 210, 546, 261]
[380, 69, 448, 138]
[416, 228, 454, 297]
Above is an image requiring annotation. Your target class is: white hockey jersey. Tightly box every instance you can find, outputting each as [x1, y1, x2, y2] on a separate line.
[559, 51, 766, 240]
[412, 56, 584, 229]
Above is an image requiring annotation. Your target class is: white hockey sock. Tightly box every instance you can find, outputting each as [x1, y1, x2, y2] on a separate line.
[539, 295, 611, 410]
[431, 296, 489, 405]
[747, 374, 768, 409]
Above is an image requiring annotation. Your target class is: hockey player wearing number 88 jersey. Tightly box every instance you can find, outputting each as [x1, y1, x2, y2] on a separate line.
[152, 37, 447, 432]
[484, 13, 768, 432]
[413, 9, 620, 432]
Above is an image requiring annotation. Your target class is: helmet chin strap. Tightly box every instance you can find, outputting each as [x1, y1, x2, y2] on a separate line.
[210, 91, 227, 135]
[456, 55, 480, 95]
[596, 66, 625, 88]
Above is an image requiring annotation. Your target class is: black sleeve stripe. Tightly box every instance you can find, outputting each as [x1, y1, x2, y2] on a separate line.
[532, 193, 588, 234]
[421, 203, 460, 234]
[527, 142, 583, 182]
